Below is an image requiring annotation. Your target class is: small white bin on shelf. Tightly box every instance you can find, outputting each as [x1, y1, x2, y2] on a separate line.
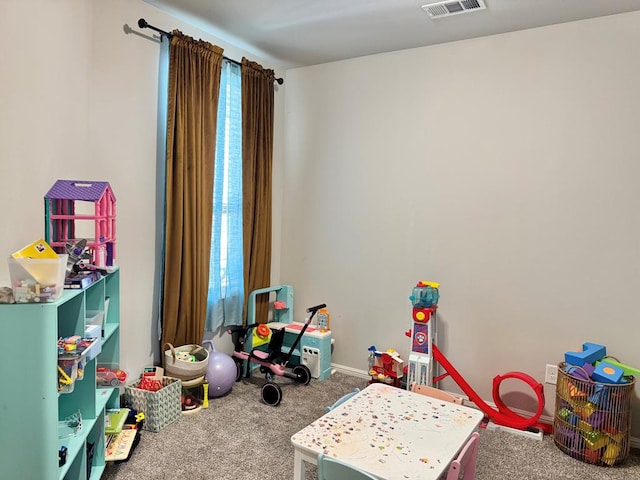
[8, 254, 67, 303]
[83, 326, 102, 360]
[86, 310, 104, 326]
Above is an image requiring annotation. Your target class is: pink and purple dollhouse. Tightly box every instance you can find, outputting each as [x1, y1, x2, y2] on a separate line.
[44, 180, 116, 267]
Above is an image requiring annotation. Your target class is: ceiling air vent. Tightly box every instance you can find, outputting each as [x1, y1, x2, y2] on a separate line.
[422, 0, 487, 19]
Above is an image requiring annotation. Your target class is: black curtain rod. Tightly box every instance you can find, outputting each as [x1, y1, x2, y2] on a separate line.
[137, 18, 284, 85]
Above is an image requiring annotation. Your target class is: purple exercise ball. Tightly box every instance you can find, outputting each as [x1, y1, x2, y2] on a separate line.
[203, 340, 237, 398]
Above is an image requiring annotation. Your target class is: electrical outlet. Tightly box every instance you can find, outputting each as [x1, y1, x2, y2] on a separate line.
[545, 364, 558, 385]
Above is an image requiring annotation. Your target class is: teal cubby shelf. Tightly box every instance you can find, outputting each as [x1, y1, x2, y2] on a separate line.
[0, 269, 121, 479]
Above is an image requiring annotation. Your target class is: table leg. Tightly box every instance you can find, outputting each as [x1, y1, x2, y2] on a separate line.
[293, 448, 306, 480]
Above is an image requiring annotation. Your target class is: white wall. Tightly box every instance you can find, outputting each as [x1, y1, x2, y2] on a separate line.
[283, 12, 640, 432]
[0, 0, 285, 374]
[0, 1, 92, 252]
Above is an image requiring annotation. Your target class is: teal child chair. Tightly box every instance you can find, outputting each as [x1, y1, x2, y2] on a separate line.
[325, 388, 360, 412]
[317, 453, 378, 480]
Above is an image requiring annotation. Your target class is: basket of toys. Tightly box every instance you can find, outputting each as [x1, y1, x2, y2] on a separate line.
[553, 361, 635, 466]
[124, 376, 182, 432]
[163, 343, 209, 381]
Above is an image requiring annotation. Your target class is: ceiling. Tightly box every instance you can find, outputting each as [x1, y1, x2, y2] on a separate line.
[143, 0, 640, 68]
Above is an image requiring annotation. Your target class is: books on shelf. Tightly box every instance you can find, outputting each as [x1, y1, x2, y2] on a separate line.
[64, 270, 102, 289]
[105, 408, 130, 435]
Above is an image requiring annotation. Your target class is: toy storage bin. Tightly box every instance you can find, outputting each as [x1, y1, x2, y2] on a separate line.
[124, 376, 182, 432]
[58, 356, 80, 394]
[163, 343, 209, 381]
[7, 254, 67, 302]
[84, 325, 102, 360]
[553, 362, 635, 466]
[86, 310, 105, 329]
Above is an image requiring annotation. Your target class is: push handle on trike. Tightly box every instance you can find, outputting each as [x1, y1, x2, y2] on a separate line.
[227, 324, 256, 352]
[279, 303, 326, 366]
[306, 303, 326, 313]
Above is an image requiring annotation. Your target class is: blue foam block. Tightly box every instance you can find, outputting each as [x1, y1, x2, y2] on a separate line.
[592, 362, 625, 384]
[588, 384, 611, 407]
[564, 342, 606, 366]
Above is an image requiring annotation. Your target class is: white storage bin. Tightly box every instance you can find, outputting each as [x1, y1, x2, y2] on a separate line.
[8, 254, 68, 303]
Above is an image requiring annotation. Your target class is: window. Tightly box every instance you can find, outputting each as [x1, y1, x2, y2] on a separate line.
[206, 60, 244, 331]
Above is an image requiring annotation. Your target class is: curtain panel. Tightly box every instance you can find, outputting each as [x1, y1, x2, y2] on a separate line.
[241, 58, 276, 325]
[161, 31, 224, 347]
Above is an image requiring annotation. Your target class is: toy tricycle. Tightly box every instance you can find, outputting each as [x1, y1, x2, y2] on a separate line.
[227, 303, 326, 406]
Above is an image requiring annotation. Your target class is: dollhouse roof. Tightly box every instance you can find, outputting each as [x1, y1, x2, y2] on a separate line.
[45, 180, 115, 202]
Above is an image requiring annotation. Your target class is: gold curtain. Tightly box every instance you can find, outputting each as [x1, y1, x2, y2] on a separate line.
[161, 31, 223, 347]
[241, 58, 276, 324]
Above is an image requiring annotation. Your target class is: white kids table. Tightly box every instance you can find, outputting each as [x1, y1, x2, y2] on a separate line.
[290, 382, 484, 480]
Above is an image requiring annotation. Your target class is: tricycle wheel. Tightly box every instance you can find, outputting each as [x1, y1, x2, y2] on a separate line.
[235, 360, 243, 382]
[261, 382, 282, 407]
[293, 365, 312, 385]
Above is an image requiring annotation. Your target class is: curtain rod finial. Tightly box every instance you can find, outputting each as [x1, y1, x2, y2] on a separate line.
[138, 18, 148, 29]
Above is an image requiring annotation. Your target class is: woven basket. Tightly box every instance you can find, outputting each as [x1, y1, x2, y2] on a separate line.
[124, 376, 182, 432]
[553, 362, 635, 466]
[163, 343, 209, 381]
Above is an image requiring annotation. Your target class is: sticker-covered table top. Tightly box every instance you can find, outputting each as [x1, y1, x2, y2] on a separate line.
[291, 383, 484, 479]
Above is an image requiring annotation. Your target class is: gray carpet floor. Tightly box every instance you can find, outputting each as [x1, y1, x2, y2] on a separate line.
[103, 372, 640, 479]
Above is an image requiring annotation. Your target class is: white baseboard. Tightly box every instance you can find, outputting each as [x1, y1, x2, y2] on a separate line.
[331, 363, 640, 448]
[486, 421, 544, 441]
[332, 363, 370, 380]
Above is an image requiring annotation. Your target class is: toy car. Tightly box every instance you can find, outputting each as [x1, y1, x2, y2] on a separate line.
[97, 367, 127, 387]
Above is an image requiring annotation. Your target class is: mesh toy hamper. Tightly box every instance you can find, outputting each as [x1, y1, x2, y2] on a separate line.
[553, 362, 635, 466]
[124, 377, 182, 432]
